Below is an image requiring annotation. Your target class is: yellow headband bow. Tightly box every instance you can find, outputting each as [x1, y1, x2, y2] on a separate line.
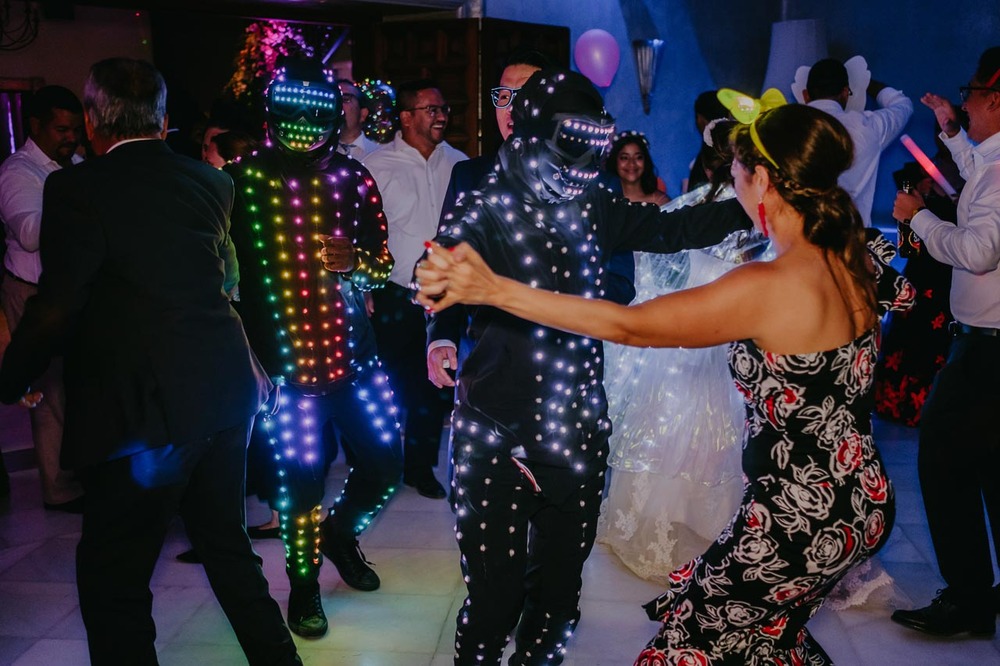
[717, 87, 788, 168]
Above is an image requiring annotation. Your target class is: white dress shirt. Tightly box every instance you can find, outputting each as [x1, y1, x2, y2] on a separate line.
[363, 131, 467, 287]
[911, 128, 1000, 328]
[0, 138, 83, 283]
[337, 133, 380, 162]
[809, 87, 913, 227]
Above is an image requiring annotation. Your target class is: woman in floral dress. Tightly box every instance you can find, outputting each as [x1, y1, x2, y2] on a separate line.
[414, 103, 914, 665]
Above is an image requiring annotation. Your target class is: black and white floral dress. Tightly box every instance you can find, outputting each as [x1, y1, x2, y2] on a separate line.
[634, 234, 915, 666]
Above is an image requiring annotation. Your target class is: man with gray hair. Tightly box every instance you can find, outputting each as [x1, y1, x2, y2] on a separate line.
[0, 58, 300, 665]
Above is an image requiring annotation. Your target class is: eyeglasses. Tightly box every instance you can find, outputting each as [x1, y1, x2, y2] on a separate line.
[959, 85, 999, 102]
[490, 86, 520, 109]
[403, 104, 451, 117]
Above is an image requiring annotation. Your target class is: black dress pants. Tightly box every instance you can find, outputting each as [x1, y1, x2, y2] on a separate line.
[918, 332, 1000, 610]
[371, 282, 453, 478]
[451, 429, 606, 665]
[76, 421, 299, 666]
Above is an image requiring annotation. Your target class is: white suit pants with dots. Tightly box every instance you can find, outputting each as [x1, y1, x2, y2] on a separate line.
[451, 428, 606, 666]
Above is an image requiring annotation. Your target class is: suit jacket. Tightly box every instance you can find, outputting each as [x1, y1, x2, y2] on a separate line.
[0, 139, 271, 469]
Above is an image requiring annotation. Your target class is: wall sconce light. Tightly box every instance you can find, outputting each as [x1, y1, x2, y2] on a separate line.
[632, 38, 663, 114]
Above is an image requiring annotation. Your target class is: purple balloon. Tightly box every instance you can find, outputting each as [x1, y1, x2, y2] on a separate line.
[574, 29, 620, 87]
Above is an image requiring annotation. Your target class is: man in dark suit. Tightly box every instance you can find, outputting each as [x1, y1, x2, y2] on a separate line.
[429, 49, 635, 393]
[0, 58, 300, 666]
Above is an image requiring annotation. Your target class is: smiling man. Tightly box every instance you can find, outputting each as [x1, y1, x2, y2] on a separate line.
[890, 45, 1000, 640]
[336, 78, 379, 161]
[364, 79, 467, 500]
[0, 85, 85, 511]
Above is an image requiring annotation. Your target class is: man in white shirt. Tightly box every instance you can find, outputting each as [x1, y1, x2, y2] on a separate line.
[336, 79, 380, 161]
[364, 79, 467, 499]
[890, 45, 1000, 639]
[0, 85, 85, 511]
[803, 58, 913, 227]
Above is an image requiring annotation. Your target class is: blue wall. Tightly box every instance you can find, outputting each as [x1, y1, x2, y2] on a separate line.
[485, 0, 1000, 226]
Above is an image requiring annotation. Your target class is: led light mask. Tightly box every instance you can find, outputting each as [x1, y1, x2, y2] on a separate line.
[267, 61, 344, 153]
[509, 69, 615, 202]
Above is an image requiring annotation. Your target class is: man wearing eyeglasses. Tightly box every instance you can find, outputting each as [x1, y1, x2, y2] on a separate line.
[427, 50, 552, 395]
[890, 45, 1000, 640]
[428, 50, 637, 396]
[802, 58, 912, 227]
[364, 79, 467, 500]
[336, 79, 379, 161]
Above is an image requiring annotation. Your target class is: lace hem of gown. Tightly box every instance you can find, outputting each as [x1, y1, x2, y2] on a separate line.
[598, 468, 744, 584]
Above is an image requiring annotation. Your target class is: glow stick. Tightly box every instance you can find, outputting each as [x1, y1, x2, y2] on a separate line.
[899, 134, 958, 198]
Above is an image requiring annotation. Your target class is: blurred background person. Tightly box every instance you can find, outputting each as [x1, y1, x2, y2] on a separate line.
[802, 58, 913, 227]
[684, 89, 729, 193]
[874, 118, 965, 427]
[336, 79, 379, 161]
[605, 131, 670, 205]
[599, 118, 767, 583]
[0, 85, 85, 512]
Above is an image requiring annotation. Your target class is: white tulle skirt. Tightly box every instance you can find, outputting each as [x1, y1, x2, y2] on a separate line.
[598, 187, 897, 605]
[599, 244, 750, 584]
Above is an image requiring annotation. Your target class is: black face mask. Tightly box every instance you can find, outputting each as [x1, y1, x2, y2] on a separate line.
[507, 69, 615, 202]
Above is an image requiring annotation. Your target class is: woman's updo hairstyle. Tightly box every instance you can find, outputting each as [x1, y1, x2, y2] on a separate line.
[731, 104, 875, 317]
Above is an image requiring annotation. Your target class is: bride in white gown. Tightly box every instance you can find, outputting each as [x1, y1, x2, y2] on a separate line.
[599, 182, 768, 584]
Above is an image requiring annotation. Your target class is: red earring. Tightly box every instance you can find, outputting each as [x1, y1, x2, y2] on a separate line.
[757, 198, 769, 238]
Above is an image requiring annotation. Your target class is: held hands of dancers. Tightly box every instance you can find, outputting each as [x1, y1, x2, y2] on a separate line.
[415, 241, 504, 313]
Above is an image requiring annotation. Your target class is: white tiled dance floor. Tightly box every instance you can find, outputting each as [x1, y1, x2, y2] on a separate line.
[0, 404, 997, 665]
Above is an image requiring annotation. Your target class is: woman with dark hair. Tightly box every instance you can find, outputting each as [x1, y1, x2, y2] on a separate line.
[607, 131, 670, 205]
[416, 103, 914, 664]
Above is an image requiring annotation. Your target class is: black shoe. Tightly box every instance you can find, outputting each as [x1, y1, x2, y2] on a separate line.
[247, 524, 281, 540]
[43, 497, 85, 514]
[287, 585, 328, 637]
[0, 455, 9, 498]
[176, 548, 202, 564]
[891, 589, 995, 637]
[403, 473, 446, 500]
[320, 527, 380, 591]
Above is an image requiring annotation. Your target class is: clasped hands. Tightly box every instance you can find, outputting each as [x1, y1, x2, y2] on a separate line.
[319, 235, 356, 273]
[19, 390, 43, 409]
[414, 241, 498, 313]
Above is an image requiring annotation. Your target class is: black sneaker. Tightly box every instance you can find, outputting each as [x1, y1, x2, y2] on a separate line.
[403, 472, 446, 500]
[0, 454, 9, 498]
[891, 589, 995, 637]
[320, 527, 380, 591]
[176, 548, 202, 564]
[43, 496, 85, 513]
[287, 585, 328, 638]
